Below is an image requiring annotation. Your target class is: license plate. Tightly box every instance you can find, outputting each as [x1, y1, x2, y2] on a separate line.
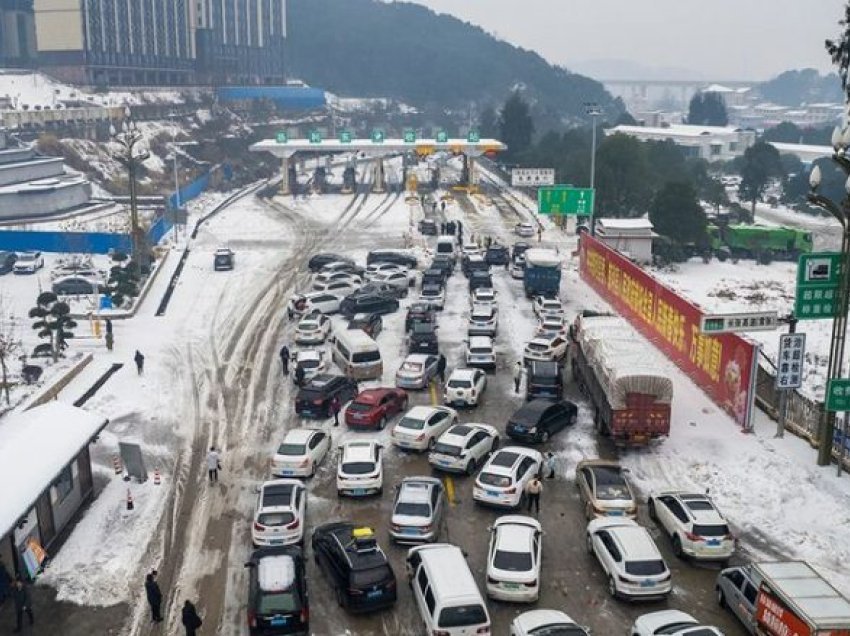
[352, 488, 367, 496]
[438, 459, 452, 466]
[513, 426, 525, 432]
[706, 539, 720, 546]
[366, 590, 382, 599]
[281, 470, 294, 476]
[486, 490, 499, 497]
[269, 538, 284, 545]
[608, 510, 624, 516]
[401, 528, 419, 535]
[503, 582, 520, 590]
[640, 580, 655, 588]
[270, 617, 289, 626]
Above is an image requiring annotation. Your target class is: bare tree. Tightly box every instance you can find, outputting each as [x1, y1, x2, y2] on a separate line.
[0, 295, 21, 406]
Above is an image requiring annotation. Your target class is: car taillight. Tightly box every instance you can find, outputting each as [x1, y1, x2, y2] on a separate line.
[416, 433, 425, 441]
[618, 574, 631, 583]
[247, 611, 256, 628]
[471, 390, 477, 398]
[299, 458, 309, 467]
[348, 587, 364, 596]
[685, 531, 703, 542]
[433, 630, 451, 636]
[504, 486, 516, 494]
[286, 518, 300, 530]
[420, 524, 431, 532]
[486, 575, 498, 584]
[476, 627, 490, 635]
[387, 579, 397, 589]
[391, 524, 400, 532]
[300, 607, 309, 624]
[253, 522, 265, 532]
[313, 399, 323, 405]
[523, 580, 537, 587]
[660, 573, 672, 582]
[725, 533, 736, 542]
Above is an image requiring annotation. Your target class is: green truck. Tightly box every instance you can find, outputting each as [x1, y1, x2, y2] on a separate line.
[708, 224, 813, 262]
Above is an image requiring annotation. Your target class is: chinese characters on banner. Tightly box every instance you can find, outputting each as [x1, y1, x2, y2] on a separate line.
[579, 235, 759, 429]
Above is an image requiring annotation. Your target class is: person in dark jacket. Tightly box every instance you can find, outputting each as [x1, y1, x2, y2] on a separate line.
[134, 350, 145, 375]
[294, 363, 305, 387]
[279, 345, 290, 375]
[0, 559, 11, 604]
[436, 354, 447, 384]
[12, 578, 33, 633]
[181, 600, 203, 636]
[330, 395, 341, 427]
[145, 570, 163, 623]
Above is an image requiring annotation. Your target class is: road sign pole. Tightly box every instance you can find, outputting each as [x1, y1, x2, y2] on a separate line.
[776, 315, 798, 438]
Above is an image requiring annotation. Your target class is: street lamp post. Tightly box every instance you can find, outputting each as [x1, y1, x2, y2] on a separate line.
[111, 111, 150, 267]
[585, 102, 602, 235]
[807, 121, 850, 465]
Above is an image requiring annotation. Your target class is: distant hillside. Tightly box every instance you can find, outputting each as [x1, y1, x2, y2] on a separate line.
[286, 0, 622, 127]
[757, 69, 842, 106]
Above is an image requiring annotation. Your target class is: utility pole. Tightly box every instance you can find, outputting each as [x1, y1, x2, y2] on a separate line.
[111, 108, 150, 268]
[584, 102, 602, 235]
[171, 114, 182, 244]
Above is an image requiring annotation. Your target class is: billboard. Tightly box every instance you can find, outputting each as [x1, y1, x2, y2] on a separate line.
[579, 234, 758, 429]
[511, 168, 555, 187]
[756, 589, 812, 636]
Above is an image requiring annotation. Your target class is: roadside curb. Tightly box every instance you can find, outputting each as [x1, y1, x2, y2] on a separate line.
[22, 352, 94, 411]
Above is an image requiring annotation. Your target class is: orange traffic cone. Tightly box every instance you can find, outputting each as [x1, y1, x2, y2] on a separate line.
[113, 456, 122, 474]
[126, 488, 134, 511]
[153, 469, 161, 486]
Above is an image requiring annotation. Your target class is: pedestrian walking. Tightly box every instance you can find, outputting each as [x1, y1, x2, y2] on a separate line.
[440, 200, 446, 212]
[134, 350, 145, 375]
[513, 361, 526, 394]
[330, 396, 341, 427]
[526, 476, 543, 515]
[436, 353, 447, 384]
[279, 345, 290, 375]
[432, 201, 438, 213]
[144, 570, 163, 623]
[294, 363, 305, 387]
[11, 577, 33, 633]
[545, 452, 557, 479]
[105, 318, 113, 335]
[0, 559, 10, 605]
[105, 331, 114, 351]
[537, 226, 543, 243]
[181, 600, 203, 636]
[206, 446, 221, 483]
[440, 222, 446, 234]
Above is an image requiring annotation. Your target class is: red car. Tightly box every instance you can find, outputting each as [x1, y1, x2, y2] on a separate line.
[345, 388, 408, 429]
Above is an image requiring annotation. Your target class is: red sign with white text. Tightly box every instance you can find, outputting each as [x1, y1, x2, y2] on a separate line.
[756, 589, 812, 636]
[579, 234, 757, 428]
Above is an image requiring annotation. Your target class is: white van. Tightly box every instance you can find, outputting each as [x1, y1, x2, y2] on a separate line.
[406, 543, 491, 636]
[436, 235, 457, 260]
[332, 329, 382, 380]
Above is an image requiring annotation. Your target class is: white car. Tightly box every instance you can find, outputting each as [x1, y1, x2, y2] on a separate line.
[473, 446, 543, 509]
[312, 279, 358, 296]
[468, 303, 498, 336]
[389, 476, 445, 544]
[336, 440, 384, 497]
[486, 515, 542, 603]
[470, 287, 497, 304]
[535, 315, 568, 338]
[631, 610, 724, 636]
[465, 335, 496, 370]
[251, 479, 307, 547]
[314, 270, 362, 288]
[647, 491, 736, 562]
[271, 428, 331, 477]
[532, 296, 564, 319]
[515, 222, 535, 237]
[365, 262, 405, 281]
[294, 313, 332, 345]
[292, 349, 328, 383]
[287, 292, 341, 318]
[418, 284, 445, 310]
[372, 269, 411, 293]
[443, 368, 487, 407]
[510, 257, 525, 279]
[586, 517, 672, 600]
[319, 260, 360, 275]
[391, 405, 457, 452]
[462, 242, 482, 256]
[511, 610, 589, 636]
[13, 251, 44, 274]
[523, 335, 569, 364]
[429, 423, 499, 475]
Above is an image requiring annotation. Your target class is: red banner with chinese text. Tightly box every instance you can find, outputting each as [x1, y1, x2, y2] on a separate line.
[579, 234, 757, 429]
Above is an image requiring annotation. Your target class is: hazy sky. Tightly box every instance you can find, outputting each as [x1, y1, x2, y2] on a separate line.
[399, 0, 846, 80]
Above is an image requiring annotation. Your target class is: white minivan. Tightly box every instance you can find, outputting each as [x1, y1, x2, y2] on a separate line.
[332, 328, 383, 380]
[436, 235, 457, 261]
[406, 543, 491, 636]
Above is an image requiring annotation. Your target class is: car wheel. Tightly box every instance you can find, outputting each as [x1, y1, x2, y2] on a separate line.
[466, 458, 477, 475]
[607, 576, 618, 599]
[585, 533, 594, 554]
[539, 430, 550, 444]
[717, 587, 726, 608]
[585, 501, 594, 520]
[672, 534, 685, 559]
[492, 437, 500, 452]
[648, 498, 657, 520]
[335, 586, 346, 608]
[427, 437, 436, 451]
[379, 416, 387, 430]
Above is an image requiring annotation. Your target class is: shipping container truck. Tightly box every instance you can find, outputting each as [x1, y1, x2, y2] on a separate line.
[568, 314, 672, 446]
[523, 248, 561, 298]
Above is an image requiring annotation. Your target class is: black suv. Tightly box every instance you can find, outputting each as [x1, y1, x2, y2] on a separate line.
[340, 294, 399, 319]
[418, 219, 438, 235]
[347, 313, 383, 338]
[506, 399, 578, 443]
[356, 282, 407, 301]
[366, 249, 418, 269]
[308, 253, 354, 272]
[311, 523, 397, 613]
[0, 251, 17, 275]
[405, 302, 435, 332]
[485, 244, 510, 266]
[295, 374, 358, 418]
[431, 254, 455, 274]
[462, 255, 490, 278]
[468, 271, 493, 292]
[526, 361, 564, 401]
[245, 546, 309, 635]
[409, 322, 439, 355]
[421, 268, 447, 288]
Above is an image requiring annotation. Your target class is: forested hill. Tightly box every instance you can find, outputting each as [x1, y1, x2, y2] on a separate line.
[286, 0, 622, 124]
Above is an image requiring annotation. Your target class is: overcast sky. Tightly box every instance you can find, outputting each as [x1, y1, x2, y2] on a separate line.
[399, 0, 846, 80]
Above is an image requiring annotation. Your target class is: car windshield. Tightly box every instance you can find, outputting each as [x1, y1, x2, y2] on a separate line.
[469, 347, 492, 355]
[347, 402, 373, 412]
[593, 469, 630, 500]
[257, 511, 294, 527]
[397, 416, 425, 430]
[447, 379, 472, 388]
[624, 560, 666, 576]
[421, 288, 440, 296]
[412, 324, 433, 334]
[258, 590, 300, 614]
[433, 442, 462, 456]
[493, 549, 532, 572]
[299, 359, 320, 369]
[214, 254, 230, 264]
[692, 524, 730, 537]
[352, 351, 380, 363]
[341, 461, 375, 475]
[18, 254, 36, 262]
[527, 343, 548, 352]
[479, 472, 511, 487]
[277, 443, 306, 456]
[401, 362, 423, 373]
[527, 626, 588, 636]
[438, 604, 488, 628]
[351, 565, 392, 587]
[299, 321, 319, 330]
[395, 502, 430, 517]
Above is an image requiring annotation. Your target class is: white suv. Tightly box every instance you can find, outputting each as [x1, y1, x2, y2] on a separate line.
[532, 296, 564, 319]
[473, 447, 542, 509]
[336, 440, 383, 497]
[466, 335, 496, 370]
[251, 479, 306, 547]
[271, 428, 331, 478]
[429, 423, 499, 475]
[647, 491, 735, 563]
[586, 518, 672, 600]
[486, 515, 542, 603]
[468, 303, 498, 336]
[391, 405, 457, 452]
[443, 368, 487, 407]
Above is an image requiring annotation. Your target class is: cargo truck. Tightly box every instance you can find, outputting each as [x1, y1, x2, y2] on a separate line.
[523, 248, 561, 298]
[568, 314, 672, 446]
[716, 561, 850, 635]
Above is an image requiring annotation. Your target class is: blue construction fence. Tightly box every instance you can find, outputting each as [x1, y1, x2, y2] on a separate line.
[152, 163, 233, 243]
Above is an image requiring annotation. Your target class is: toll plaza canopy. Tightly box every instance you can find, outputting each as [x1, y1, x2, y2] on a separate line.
[250, 137, 507, 158]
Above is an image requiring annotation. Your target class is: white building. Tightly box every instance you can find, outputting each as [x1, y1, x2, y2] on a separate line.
[607, 123, 757, 161]
[769, 142, 832, 166]
[595, 218, 655, 264]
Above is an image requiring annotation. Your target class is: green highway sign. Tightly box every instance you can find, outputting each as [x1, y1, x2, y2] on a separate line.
[467, 129, 480, 143]
[795, 252, 842, 319]
[699, 311, 779, 334]
[436, 130, 449, 143]
[826, 378, 850, 411]
[403, 130, 416, 143]
[538, 186, 595, 215]
[275, 131, 288, 144]
[339, 130, 352, 143]
[371, 129, 385, 143]
[308, 130, 322, 144]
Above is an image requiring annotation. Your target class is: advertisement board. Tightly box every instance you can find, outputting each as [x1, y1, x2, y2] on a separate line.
[756, 589, 812, 636]
[579, 234, 758, 429]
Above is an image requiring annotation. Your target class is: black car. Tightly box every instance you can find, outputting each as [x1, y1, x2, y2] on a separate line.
[0, 251, 16, 275]
[340, 294, 400, 319]
[311, 523, 397, 613]
[418, 219, 438, 235]
[506, 399, 578, 443]
[512, 242, 531, 262]
[366, 249, 418, 270]
[421, 268, 447, 288]
[357, 282, 407, 300]
[485, 244, 510, 266]
[245, 546, 309, 635]
[308, 253, 354, 272]
[526, 360, 564, 401]
[214, 248, 235, 271]
[347, 313, 383, 338]
[462, 255, 490, 278]
[295, 374, 358, 418]
[409, 322, 439, 355]
[468, 271, 493, 292]
[405, 302, 435, 332]
[431, 254, 455, 274]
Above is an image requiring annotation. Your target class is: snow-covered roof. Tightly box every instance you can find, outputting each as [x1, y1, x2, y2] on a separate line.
[258, 554, 296, 591]
[0, 402, 109, 538]
[597, 218, 654, 231]
[609, 124, 747, 139]
[704, 84, 736, 93]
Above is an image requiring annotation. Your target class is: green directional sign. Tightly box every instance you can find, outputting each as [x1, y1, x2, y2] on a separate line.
[403, 130, 416, 143]
[308, 130, 322, 144]
[371, 129, 385, 143]
[538, 186, 595, 215]
[795, 252, 843, 319]
[275, 131, 288, 144]
[339, 130, 352, 143]
[436, 130, 449, 143]
[827, 378, 850, 411]
[467, 129, 480, 143]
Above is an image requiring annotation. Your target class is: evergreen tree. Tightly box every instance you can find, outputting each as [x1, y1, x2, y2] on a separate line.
[478, 105, 499, 139]
[650, 182, 708, 245]
[28, 292, 76, 362]
[687, 91, 729, 126]
[498, 91, 535, 159]
[594, 134, 653, 217]
[738, 142, 784, 217]
[107, 263, 141, 307]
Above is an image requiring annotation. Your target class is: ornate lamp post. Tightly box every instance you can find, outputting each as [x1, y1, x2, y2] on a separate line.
[110, 110, 150, 267]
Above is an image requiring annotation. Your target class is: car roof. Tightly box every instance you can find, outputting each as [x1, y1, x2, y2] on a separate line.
[670, 493, 726, 524]
[342, 441, 378, 461]
[354, 388, 392, 404]
[350, 312, 376, 321]
[609, 525, 663, 560]
[404, 354, 432, 364]
[405, 405, 441, 419]
[468, 336, 493, 347]
[449, 368, 478, 381]
[258, 554, 297, 592]
[512, 399, 555, 420]
[494, 517, 540, 552]
[487, 447, 539, 474]
[305, 374, 341, 388]
[399, 478, 440, 503]
[282, 428, 319, 444]
[409, 544, 482, 600]
[260, 480, 300, 509]
[321, 523, 389, 570]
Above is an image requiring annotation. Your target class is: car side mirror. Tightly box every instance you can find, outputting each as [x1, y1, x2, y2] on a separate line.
[244, 562, 256, 568]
